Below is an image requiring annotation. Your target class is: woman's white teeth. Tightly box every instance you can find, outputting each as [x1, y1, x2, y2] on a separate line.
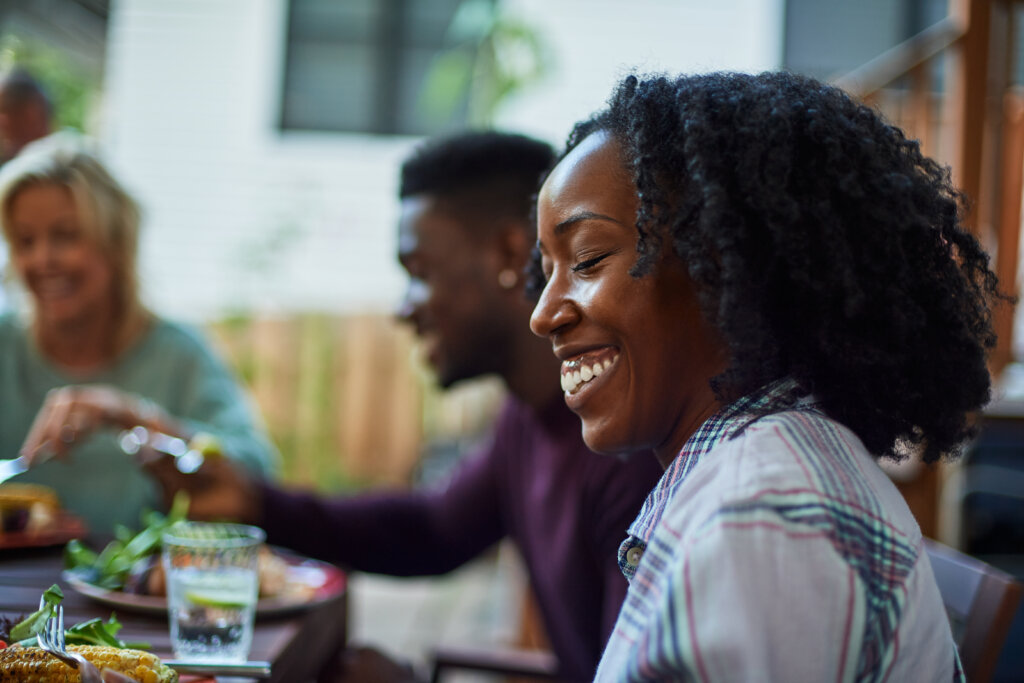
[562, 356, 615, 394]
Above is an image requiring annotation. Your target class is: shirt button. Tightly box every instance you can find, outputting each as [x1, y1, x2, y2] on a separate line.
[626, 547, 644, 566]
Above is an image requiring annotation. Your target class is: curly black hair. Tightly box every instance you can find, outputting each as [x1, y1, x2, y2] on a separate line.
[400, 130, 554, 236]
[529, 71, 1006, 463]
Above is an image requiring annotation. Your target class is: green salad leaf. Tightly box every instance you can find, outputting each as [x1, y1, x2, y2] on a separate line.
[63, 491, 190, 590]
[9, 584, 63, 642]
[65, 614, 149, 650]
[11, 586, 149, 649]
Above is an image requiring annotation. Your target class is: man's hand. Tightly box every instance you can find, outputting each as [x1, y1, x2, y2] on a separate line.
[140, 451, 261, 523]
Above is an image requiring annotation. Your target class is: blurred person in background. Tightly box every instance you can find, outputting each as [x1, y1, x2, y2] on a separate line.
[0, 138, 279, 534]
[0, 67, 55, 314]
[0, 68, 53, 164]
[145, 131, 662, 682]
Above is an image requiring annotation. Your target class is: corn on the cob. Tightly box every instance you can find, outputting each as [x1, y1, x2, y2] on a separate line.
[0, 644, 178, 682]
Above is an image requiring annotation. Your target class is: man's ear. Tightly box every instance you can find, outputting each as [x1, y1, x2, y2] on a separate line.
[494, 220, 532, 273]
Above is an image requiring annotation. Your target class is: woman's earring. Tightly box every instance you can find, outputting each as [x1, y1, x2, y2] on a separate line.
[498, 269, 518, 290]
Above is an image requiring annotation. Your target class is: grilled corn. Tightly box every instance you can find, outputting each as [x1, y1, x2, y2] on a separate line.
[0, 644, 178, 682]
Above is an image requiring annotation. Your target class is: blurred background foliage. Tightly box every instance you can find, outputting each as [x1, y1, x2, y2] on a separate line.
[419, 0, 551, 128]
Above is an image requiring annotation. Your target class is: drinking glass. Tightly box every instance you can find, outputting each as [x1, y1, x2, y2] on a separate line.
[162, 521, 264, 662]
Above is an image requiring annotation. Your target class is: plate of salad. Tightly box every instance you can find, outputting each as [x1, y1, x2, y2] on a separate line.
[62, 494, 345, 618]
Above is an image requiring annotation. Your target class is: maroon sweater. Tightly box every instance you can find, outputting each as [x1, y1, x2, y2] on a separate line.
[258, 396, 661, 681]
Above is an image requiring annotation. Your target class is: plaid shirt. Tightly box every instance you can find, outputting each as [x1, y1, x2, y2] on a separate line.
[597, 382, 964, 682]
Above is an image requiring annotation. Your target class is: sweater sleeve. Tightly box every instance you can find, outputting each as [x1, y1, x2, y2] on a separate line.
[155, 322, 280, 479]
[257, 406, 514, 575]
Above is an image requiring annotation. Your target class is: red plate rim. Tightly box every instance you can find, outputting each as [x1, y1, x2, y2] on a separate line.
[0, 511, 87, 550]
[62, 549, 346, 618]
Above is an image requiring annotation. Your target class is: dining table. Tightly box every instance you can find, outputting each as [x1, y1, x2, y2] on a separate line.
[0, 543, 348, 682]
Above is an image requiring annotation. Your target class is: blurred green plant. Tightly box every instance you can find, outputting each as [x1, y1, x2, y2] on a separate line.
[0, 33, 100, 132]
[419, 0, 551, 127]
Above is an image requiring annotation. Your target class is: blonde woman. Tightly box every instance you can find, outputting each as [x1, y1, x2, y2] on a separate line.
[0, 138, 277, 533]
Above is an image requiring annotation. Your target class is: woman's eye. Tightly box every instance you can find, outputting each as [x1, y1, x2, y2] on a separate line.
[53, 229, 79, 244]
[571, 253, 611, 273]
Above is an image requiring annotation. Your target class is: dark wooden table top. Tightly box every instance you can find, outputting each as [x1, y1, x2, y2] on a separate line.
[0, 545, 347, 683]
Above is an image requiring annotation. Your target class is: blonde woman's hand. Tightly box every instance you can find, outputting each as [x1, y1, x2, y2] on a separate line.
[19, 384, 173, 464]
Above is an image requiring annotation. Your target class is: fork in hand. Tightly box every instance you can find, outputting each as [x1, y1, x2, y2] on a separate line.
[36, 602, 105, 683]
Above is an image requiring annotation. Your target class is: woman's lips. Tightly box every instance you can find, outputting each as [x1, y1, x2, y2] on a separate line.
[30, 275, 76, 300]
[561, 349, 620, 394]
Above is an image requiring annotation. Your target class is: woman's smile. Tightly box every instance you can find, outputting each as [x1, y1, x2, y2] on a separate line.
[530, 130, 727, 463]
[560, 348, 619, 395]
[9, 183, 115, 330]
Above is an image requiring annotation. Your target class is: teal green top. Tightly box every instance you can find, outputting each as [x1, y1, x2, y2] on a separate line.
[0, 314, 279, 534]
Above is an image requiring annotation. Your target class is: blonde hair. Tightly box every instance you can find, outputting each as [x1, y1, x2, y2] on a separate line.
[0, 136, 150, 355]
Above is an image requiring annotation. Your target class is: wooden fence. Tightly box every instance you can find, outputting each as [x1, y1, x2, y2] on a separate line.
[207, 313, 506, 492]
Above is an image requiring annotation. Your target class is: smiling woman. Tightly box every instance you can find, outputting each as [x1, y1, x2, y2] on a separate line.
[10, 183, 118, 346]
[532, 130, 727, 465]
[529, 71, 1003, 681]
[0, 137, 278, 534]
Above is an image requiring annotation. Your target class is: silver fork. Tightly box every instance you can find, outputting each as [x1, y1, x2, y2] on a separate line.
[118, 426, 204, 473]
[36, 602, 105, 683]
[0, 446, 57, 484]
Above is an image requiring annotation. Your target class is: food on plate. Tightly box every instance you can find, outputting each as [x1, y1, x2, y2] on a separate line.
[122, 545, 291, 599]
[258, 546, 288, 597]
[0, 644, 177, 682]
[5, 585, 146, 650]
[0, 585, 177, 682]
[0, 484, 60, 535]
[63, 494, 189, 591]
[65, 492, 297, 600]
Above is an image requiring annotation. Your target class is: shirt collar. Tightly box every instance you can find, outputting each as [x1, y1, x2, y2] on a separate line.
[618, 378, 814, 579]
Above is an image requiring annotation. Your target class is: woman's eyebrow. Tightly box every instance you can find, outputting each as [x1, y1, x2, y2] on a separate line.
[554, 210, 626, 236]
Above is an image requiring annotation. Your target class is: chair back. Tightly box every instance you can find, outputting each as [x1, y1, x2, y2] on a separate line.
[924, 538, 1023, 682]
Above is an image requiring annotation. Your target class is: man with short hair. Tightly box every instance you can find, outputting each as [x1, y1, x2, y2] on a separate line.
[0, 68, 53, 163]
[0, 67, 55, 313]
[146, 131, 661, 682]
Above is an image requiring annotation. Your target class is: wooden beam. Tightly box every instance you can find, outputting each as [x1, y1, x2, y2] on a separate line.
[831, 15, 965, 97]
[910, 63, 934, 155]
[950, 0, 993, 236]
[992, 90, 1024, 373]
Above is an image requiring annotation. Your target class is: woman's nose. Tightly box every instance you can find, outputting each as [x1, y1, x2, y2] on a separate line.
[530, 276, 576, 338]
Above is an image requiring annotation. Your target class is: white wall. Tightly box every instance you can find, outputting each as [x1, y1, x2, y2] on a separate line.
[498, 0, 784, 143]
[104, 0, 783, 322]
